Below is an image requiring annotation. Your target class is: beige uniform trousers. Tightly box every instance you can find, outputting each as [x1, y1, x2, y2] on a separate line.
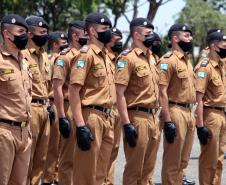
[162, 105, 195, 185]
[199, 108, 226, 185]
[123, 110, 160, 185]
[27, 104, 50, 185]
[0, 123, 32, 185]
[73, 108, 114, 185]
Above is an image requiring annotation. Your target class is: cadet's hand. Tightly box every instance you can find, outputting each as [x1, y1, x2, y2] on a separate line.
[76, 126, 94, 151]
[197, 126, 211, 145]
[164, 121, 176, 144]
[47, 106, 55, 125]
[123, 123, 138, 147]
[59, 118, 71, 138]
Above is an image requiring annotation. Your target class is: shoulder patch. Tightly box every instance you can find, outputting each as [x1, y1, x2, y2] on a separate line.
[197, 71, 206, 78]
[56, 59, 65, 67]
[163, 51, 173, 58]
[160, 63, 169, 70]
[117, 60, 126, 68]
[76, 60, 86, 68]
[60, 47, 71, 55]
[200, 59, 209, 67]
[121, 48, 132, 56]
[80, 45, 89, 53]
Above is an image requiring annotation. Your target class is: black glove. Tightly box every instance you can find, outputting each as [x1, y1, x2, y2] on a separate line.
[123, 123, 138, 147]
[197, 126, 211, 145]
[59, 118, 71, 138]
[76, 126, 94, 151]
[164, 121, 176, 144]
[47, 106, 55, 125]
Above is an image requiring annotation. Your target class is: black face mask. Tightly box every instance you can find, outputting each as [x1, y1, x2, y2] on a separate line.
[178, 40, 193, 52]
[78, 37, 88, 46]
[97, 29, 112, 44]
[152, 43, 161, 54]
[32, 34, 49, 47]
[111, 41, 123, 53]
[10, 33, 28, 50]
[60, 44, 69, 51]
[216, 47, 226, 58]
[143, 34, 155, 48]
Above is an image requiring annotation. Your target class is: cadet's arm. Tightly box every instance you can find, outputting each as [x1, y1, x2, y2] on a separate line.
[159, 84, 171, 122]
[53, 79, 65, 118]
[196, 92, 204, 127]
[69, 83, 85, 127]
[116, 84, 130, 124]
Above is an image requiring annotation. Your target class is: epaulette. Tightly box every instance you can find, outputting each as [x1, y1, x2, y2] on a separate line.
[48, 54, 52, 60]
[60, 47, 71, 55]
[200, 59, 209, 67]
[121, 48, 132, 56]
[163, 51, 173, 58]
[80, 45, 89, 53]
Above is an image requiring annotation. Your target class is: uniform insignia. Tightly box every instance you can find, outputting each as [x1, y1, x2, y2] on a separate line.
[76, 60, 85, 68]
[163, 51, 172, 58]
[200, 52, 208, 59]
[56, 59, 64, 67]
[60, 47, 70, 55]
[0, 68, 14, 75]
[160, 63, 169, 70]
[136, 65, 147, 72]
[121, 48, 131, 56]
[200, 60, 209, 67]
[197, 71, 205, 78]
[22, 59, 29, 71]
[92, 63, 104, 70]
[29, 64, 38, 68]
[117, 60, 126, 68]
[48, 54, 52, 60]
[80, 45, 89, 53]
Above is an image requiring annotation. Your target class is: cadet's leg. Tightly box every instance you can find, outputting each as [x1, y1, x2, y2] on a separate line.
[58, 108, 75, 185]
[141, 114, 160, 185]
[162, 106, 186, 185]
[96, 115, 114, 185]
[199, 109, 221, 185]
[73, 108, 103, 185]
[43, 104, 60, 183]
[123, 111, 149, 185]
[9, 127, 32, 185]
[31, 105, 50, 185]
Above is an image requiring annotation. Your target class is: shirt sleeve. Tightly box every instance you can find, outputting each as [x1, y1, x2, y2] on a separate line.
[195, 66, 209, 93]
[158, 59, 174, 86]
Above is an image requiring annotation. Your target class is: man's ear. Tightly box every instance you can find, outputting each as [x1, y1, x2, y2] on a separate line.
[3, 29, 10, 39]
[28, 31, 33, 38]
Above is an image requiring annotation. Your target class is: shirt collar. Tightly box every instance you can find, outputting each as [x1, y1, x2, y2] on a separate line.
[89, 42, 103, 55]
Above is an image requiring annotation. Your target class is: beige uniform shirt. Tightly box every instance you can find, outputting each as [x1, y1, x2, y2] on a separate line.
[70, 43, 116, 108]
[158, 50, 196, 103]
[115, 46, 159, 108]
[53, 47, 79, 100]
[195, 58, 226, 107]
[0, 45, 32, 121]
[22, 46, 50, 100]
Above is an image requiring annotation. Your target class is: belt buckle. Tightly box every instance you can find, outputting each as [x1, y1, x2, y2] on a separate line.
[105, 108, 111, 114]
[189, 104, 193, 109]
[21, 121, 27, 128]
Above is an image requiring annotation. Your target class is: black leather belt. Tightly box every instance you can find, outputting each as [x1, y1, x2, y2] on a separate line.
[87, 105, 112, 114]
[32, 98, 47, 105]
[169, 101, 193, 109]
[204, 106, 226, 112]
[0, 119, 28, 127]
[49, 98, 69, 102]
[128, 107, 158, 114]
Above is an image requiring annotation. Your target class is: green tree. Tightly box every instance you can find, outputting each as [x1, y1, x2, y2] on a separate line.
[177, 0, 226, 49]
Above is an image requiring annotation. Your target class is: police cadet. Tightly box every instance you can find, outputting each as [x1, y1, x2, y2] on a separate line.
[23, 16, 51, 185]
[115, 18, 160, 185]
[158, 24, 196, 185]
[104, 27, 123, 185]
[0, 14, 32, 185]
[195, 31, 226, 185]
[53, 20, 88, 185]
[42, 31, 68, 185]
[69, 12, 115, 185]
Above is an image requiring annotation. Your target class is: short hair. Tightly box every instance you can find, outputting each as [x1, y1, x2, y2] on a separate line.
[85, 22, 97, 35]
[68, 26, 80, 42]
[130, 26, 142, 37]
[1, 24, 12, 38]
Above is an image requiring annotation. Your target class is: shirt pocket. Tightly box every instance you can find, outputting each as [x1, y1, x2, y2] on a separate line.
[0, 73, 19, 94]
[211, 78, 224, 97]
[92, 69, 106, 88]
[176, 68, 189, 89]
[136, 70, 150, 87]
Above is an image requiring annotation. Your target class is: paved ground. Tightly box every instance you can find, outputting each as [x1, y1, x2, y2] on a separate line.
[115, 134, 226, 185]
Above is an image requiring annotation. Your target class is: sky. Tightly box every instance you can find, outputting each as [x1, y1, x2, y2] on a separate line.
[111, 0, 186, 41]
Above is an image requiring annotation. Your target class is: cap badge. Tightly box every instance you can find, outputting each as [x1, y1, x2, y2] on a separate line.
[61, 34, 64, 38]
[217, 30, 221, 32]
[182, 26, 186, 31]
[223, 35, 226, 40]
[39, 22, 43, 26]
[143, 21, 147, 26]
[100, 18, 105, 23]
[11, 18, 16, 24]
[113, 28, 116, 32]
